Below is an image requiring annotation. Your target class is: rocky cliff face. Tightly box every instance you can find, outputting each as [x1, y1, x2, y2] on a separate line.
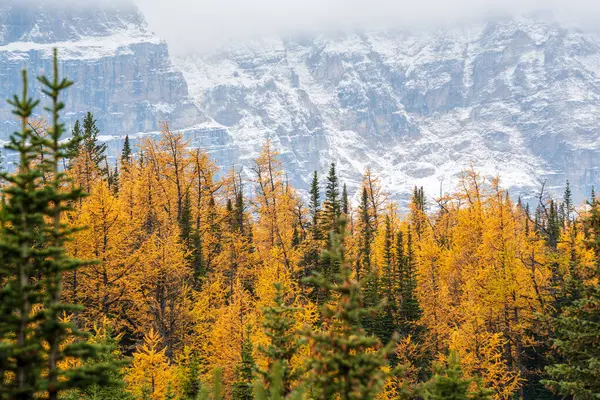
[175, 15, 600, 204]
[1, 2, 599, 204]
[0, 0, 203, 141]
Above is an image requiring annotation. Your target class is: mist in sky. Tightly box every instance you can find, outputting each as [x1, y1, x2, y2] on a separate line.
[134, 0, 600, 53]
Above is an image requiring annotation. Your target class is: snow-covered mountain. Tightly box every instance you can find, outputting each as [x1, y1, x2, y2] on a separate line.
[1, 1, 600, 204]
[0, 0, 203, 139]
[175, 16, 600, 204]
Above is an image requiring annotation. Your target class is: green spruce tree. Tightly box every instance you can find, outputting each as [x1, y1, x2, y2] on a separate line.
[322, 163, 341, 234]
[374, 215, 396, 344]
[305, 218, 396, 400]
[180, 350, 205, 400]
[258, 283, 300, 396]
[232, 327, 256, 400]
[399, 228, 422, 332]
[121, 135, 132, 167]
[0, 51, 120, 400]
[234, 185, 246, 236]
[309, 171, 321, 240]
[65, 324, 131, 400]
[542, 282, 600, 400]
[342, 183, 349, 216]
[82, 112, 107, 169]
[180, 192, 193, 245]
[542, 198, 600, 399]
[0, 68, 46, 400]
[422, 350, 493, 400]
[68, 119, 83, 161]
[357, 186, 373, 280]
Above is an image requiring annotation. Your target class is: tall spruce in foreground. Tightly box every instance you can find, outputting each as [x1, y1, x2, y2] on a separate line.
[0, 51, 120, 399]
[305, 218, 396, 400]
[0, 68, 45, 400]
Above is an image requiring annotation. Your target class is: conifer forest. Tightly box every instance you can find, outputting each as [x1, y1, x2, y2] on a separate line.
[1, 53, 599, 400]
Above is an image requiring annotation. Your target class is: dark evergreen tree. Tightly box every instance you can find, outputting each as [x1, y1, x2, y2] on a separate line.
[342, 183, 349, 215]
[227, 198, 235, 231]
[584, 194, 600, 270]
[191, 228, 205, 288]
[232, 328, 257, 400]
[205, 195, 221, 274]
[180, 192, 193, 246]
[410, 186, 426, 239]
[258, 283, 300, 396]
[543, 195, 600, 399]
[292, 225, 301, 248]
[81, 111, 109, 182]
[165, 382, 176, 400]
[563, 181, 573, 226]
[82, 112, 107, 168]
[300, 171, 324, 301]
[542, 282, 600, 399]
[65, 325, 131, 400]
[322, 163, 341, 234]
[547, 200, 561, 249]
[180, 351, 205, 400]
[422, 350, 493, 400]
[361, 268, 383, 340]
[68, 119, 83, 160]
[309, 170, 321, 240]
[0, 51, 120, 400]
[121, 134, 132, 166]
[395, 230, 405, 299]
[234, 185, 246, 236]
[395, 227, 429, 376]
[357, 186, 373, 279]
[305, 219, 396, 400]
[399, 228, 422, 331]
[379, 215, 397, 344]
[108, 164, 119, 195]
[0, 68, 46, 400]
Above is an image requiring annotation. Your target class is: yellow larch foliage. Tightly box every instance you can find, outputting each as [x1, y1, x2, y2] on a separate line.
[206, 279, 256, 389]
[126, 328, 175, 400]
[66, 181, 142, 328]
[132, 230, 193, 361]
[252, 140, 302, 277]
[413, 171, 555, 398]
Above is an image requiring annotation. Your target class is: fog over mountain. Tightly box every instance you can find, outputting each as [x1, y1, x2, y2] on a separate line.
[137, 0, 600, 53]
[2, 0, 600, 205]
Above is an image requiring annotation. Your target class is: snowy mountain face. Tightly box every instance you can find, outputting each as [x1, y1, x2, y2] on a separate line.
[1, 2, 599, 204]
[175, 18, 600, 205]
[0, 0, 203, 143]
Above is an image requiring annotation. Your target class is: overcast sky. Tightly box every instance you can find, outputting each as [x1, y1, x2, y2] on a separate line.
[132, 0, 600, 54]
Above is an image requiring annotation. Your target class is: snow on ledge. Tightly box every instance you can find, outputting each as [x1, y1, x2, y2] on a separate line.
[0, 25, 163, 61]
